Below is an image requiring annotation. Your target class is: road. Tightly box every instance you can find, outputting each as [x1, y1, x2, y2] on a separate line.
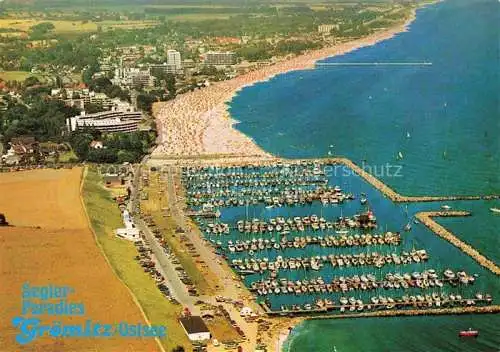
[129, 162, 198, 312]
[164, 166, 261, 352]
[165, 166, 240, 294]
[131, 162, 260, 351]
[135, 217, 198, 312]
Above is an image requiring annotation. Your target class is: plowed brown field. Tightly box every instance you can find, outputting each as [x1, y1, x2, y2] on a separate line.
[0, 168, 161, 352]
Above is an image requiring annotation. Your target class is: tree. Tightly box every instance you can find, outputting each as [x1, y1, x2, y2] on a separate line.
[85, 103, 105, 114]
[30, 22, 55, 39]
[117, 150, 138, 163]
[87, 148, 118, 163]
[89, 77, 112, 92]
[136, 94, 157, 114]
[83, 63, 100, 85]
[165, 73, 176, 97]
[23, 76, 41, 88]
[71, 132, 93, 160]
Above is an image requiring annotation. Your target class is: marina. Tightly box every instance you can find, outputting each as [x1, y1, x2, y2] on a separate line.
[155, 0, 500, 349]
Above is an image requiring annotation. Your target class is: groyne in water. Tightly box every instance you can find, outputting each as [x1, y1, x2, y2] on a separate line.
[416, 211, 500, 276]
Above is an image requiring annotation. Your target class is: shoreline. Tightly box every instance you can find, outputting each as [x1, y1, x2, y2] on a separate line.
[153, 7, 419, 158]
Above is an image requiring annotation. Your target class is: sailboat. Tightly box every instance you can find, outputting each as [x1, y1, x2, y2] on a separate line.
[397, 151, 404, 160]
[360, 193, 368, 205]
[406, 132, 411, 138]
[403, 205, 411, 231]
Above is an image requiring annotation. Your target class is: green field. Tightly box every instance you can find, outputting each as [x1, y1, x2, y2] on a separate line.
[164, 13, 234, 21]
[0, 18, 160, 35]
[0, 70, 82, 83]
[82, 167, 191, 352]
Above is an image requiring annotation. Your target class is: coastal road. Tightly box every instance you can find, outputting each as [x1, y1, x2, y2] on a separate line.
[133, 163, 260, 351]
[134, 217, 198, 312]
[163, 166, 260, 351]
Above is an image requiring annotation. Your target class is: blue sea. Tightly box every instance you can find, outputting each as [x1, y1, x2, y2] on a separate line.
[229, 0, 499, 197]
[226, 0, 500, 351]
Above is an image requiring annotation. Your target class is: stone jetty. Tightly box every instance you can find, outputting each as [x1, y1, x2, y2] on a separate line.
[416, 211, 500, 275]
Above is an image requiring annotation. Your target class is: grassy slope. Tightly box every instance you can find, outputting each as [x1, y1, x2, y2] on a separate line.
[82, 167, 191, 352]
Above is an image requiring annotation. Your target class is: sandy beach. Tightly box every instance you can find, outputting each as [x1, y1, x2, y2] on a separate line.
[153, 9, 417, 159]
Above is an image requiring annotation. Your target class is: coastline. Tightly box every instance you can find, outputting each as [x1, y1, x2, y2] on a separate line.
[151, 4, 457, 352]
[153, 7, 419, 159]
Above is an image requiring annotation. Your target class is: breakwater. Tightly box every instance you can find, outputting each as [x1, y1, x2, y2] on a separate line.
[332, 158, 499, 203]
[416, 211, 500, 275]
[260, 302, 499, 318]
[308, 305, 500, 320]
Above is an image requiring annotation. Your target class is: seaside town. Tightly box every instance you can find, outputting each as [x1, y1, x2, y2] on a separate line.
[0, 1, 499, 352]
[0, 0, 416, 165]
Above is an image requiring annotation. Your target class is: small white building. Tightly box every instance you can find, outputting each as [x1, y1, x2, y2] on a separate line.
[179, 316, 211, 342]
[89, 140, 104, 149]
[115, 209, 141, 241]
[240, 306, 253, 317]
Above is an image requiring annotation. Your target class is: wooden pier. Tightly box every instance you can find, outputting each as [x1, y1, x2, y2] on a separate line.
[416, 211, 500, 275]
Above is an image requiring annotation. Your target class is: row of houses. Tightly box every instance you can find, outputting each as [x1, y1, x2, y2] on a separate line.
[0, 137, 70, 165]
[51, 88, 135, 112]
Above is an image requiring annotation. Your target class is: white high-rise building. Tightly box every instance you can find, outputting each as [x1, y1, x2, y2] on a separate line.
[167, 50, 182, 71]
